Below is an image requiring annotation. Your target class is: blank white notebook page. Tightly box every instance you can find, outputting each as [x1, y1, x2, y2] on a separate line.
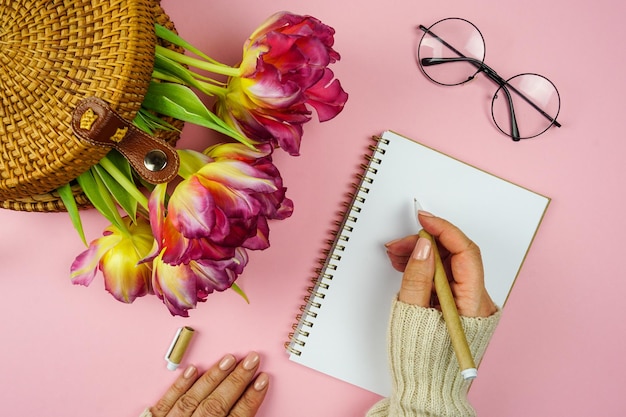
[287, 130, 550, 397]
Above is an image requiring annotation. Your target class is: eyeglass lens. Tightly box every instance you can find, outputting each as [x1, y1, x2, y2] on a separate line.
[417, 17, 561, 140]
[492, 74, 561, 139]
[417, 18, 485, 86]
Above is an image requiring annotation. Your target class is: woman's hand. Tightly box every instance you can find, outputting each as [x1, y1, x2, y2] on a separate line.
[385, 211, 497, 318]
[150, 351, 269, 417]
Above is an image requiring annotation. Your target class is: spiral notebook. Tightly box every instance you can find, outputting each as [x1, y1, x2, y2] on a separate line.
[285, 130, 550, 397]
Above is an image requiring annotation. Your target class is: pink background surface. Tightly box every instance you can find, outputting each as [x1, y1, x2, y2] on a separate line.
[1, 0, 624, 416]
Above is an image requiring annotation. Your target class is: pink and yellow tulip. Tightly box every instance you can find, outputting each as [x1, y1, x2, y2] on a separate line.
[216, 12, 348, 155]
[149, 145, 293, 267]
[151, 248, 248, 317]
[137, 144, 292, 315]
[70, 217, 154, 304]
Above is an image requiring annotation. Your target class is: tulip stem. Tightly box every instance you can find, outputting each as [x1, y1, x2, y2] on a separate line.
[156, 45, 242, 78]
[151, 70, 228, 98]
[150, 70, 183, 84]
[98, 157, 150, 210]
[194, 79, 228, 98]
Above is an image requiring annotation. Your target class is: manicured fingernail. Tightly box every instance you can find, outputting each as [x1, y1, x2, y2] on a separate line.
[254, 373, 269, 391]
[384, 238, 401, 247]
[412, 237, 431, 261]
[418, 210, 435, 217]
[183, 365, 197, 379]
[243, 351, 260, 370]
[219, 354, 236, 371]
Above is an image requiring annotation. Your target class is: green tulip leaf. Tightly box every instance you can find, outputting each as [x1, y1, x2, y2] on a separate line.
[98, 156, 149, 211]
[134, 108, 180, 134]
[105, 150, 133, 180]
[92, 163, 137, 223]
[76, 168, 126, 233]
[57, 183, 87, 246]
[142, 82, 255, 147]
[231, 282, 250, 304]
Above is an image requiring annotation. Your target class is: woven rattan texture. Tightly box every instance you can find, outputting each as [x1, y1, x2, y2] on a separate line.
[0, 0, 181, 212]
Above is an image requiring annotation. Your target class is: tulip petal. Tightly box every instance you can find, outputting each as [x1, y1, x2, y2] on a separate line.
[149, 183, 168, 243]
[101, 237, 152, 303]
[203, 183, 260, 221]
[198, 160, 278, 193]
[204, 142, 272, 162]
[305, 69, 349, 122]
[152, 253, 197, 317]
[195, 248, 249, 300]
[70, 231, 120, 286]
[161, 230, 237, 265]
[192, 256, 241, 295]
[246, 12, 286, 44]
[71, 217, 155, 305]
[168, 176, 216, 239]
[242, 216, 270, 250]
[255, 116, 304, 156]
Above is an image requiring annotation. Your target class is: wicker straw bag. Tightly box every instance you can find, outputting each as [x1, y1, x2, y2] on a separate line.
[0, 0, 183, 212]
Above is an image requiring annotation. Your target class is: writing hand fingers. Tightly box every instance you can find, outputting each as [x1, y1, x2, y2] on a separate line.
[396, 236, 435, 306]
[385, 235, 418, 272]
[418, 212, 497, 317]
[418, 212, 483, 285]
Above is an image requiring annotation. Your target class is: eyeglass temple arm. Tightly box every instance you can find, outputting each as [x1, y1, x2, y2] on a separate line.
[418, 25, 562, 129]
[422, 56, 520, 139]
[419, 25, 469, 61]
[424, 57, 562, 130]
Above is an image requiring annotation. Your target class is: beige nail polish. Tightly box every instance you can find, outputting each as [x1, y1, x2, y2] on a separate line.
[254, 373, 269, 391]
[412, 237, 431, 261]
[183, 365, 197, 379]
[218, 354, 236, 371]
[242, 352, 260, 370]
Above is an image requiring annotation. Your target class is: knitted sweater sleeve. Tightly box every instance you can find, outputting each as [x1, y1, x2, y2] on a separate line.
[366, 297, 501, 417]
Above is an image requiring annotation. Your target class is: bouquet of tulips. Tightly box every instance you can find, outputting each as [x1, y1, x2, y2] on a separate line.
[68, 12, 348, 316]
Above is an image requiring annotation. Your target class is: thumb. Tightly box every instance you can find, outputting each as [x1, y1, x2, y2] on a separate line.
[398, 236, 435, 306]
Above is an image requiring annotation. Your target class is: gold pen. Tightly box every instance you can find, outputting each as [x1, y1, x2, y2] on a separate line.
[414, 199, 477, 380]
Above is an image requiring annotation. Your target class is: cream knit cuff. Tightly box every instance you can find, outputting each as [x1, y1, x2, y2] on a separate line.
[138, 408, 152, 417]
[367, 298, 501, 417]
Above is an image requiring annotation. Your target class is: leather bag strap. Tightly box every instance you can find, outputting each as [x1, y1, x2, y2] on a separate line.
[71, 97, 179, 184]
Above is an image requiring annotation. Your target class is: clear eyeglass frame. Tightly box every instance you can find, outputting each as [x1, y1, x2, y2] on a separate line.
[417, 17, 561, 141]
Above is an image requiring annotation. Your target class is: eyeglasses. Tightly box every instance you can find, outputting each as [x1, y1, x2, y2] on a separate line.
[417, 17, 561, 141]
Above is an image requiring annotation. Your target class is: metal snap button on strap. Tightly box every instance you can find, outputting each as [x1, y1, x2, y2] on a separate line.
[71, 97, 180, 184]
[144, 149, 168, 172]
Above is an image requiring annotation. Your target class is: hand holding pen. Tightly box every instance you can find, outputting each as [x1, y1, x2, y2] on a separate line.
[384, 210, 498, 377]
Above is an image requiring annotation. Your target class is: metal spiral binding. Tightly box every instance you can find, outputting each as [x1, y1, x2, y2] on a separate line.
[285, 135, 390, 356]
